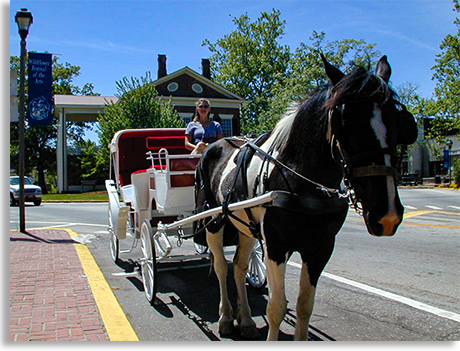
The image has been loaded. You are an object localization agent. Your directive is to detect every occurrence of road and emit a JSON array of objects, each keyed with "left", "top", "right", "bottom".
[{"left": 10, "top": 188, "right": 460, "bottom": 341}]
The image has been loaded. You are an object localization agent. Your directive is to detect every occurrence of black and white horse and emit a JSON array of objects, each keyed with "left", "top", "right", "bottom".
[{"left": 195, "top": 55, "right": 417, "bottom": 340}]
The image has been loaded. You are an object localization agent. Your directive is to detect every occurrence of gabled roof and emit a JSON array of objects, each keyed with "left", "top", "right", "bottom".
[{"left": 153, "top": 67, "right": 245, "bottom": 102}]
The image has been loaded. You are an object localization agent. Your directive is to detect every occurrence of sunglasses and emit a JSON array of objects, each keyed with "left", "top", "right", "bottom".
[{"left": 198, "top": 105, "right": 209, "bottom": 108}]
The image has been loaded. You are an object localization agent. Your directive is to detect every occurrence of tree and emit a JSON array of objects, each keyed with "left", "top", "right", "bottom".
[
  {"left": 77, "top": 140, "right": 102, "bottom": 179},
  {"left": 10, "top": 54, "right": 98, "bottom": 193},
  {"left": 96, "top": 72, "right": 184, "bottom": 172},
  {"left": 203, "top": 9, "right": 291, "bottom": 135},
  {"left": 203, "top": 10, "right": 382, "bottom": 135},
  {"left": 429, "top": 0, "right": 460, "bottom": 142},
  {"left": 260, "top": 31, "right": 381, "bottom": 132}
]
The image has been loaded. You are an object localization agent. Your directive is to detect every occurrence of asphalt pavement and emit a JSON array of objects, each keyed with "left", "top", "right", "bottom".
[{"left": 10, "top": 189, "right": 460, "bottom": 340}]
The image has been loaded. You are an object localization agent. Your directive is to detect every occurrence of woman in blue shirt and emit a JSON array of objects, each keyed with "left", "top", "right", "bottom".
[{"left": 185, "top": 98, "right": 223, "bottom": 154}]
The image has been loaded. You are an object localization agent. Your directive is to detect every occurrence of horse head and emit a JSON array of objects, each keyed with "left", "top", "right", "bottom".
[{"left": 323, "top": 55, "right": 417, "bottom": 236}]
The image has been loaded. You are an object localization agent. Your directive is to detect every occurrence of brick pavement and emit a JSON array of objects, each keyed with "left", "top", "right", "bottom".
[{"left": 10, "top": 229, "right": 109, "bottom": 341}]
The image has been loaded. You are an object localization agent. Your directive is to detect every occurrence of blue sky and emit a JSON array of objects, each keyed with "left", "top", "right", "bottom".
[{"left": 8, "top": 0, "right": 457, "bottom": 140}]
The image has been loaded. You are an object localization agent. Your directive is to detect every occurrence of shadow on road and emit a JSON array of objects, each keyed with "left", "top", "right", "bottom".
[{"left": 113, "top": 256, "right": 330, "bottom": 341}]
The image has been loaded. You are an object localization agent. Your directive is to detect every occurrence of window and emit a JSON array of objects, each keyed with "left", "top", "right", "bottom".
[
  {"left": 220, "top": 118, "right": 233, "bottom": 137},
  {"left": 192, "top": 83, "right": 203, "bottom": 94},
  {"left": 167, "top": 82, "right": 178, "bottom": 92},
  {"left": 178, "top": 113, "right": 193, "bottom": 126}
]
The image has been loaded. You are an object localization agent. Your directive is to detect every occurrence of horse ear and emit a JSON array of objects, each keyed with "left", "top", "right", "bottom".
[
  {"left": 321, "top": 53, "right": 344, "bottom": 86},
  {"left": 376, "top": 55, "right": 392, "bottom": 83}
]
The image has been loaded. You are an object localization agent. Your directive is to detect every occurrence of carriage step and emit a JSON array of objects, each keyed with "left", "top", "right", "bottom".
[{"left": 111, "top": 272, "right": 140, "bottom": 277}]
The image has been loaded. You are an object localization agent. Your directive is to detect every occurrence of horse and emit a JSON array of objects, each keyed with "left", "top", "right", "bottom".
[{"left": 195, "top": 55, "right": 417, "bottom": 341}]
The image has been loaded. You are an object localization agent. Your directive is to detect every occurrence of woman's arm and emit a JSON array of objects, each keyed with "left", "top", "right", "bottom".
[{"left": 184, "top": 134, "right": 196, "bottom": 151}]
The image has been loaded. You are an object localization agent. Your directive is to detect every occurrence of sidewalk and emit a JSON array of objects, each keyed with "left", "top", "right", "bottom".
[{"left": 10, "top": 229, "right": 109, "bottom": 341}]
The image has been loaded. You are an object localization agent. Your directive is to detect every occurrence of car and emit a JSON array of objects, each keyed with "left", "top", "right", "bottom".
[{"left": 10, "top": 176, "right": 42, "bottom": 206}]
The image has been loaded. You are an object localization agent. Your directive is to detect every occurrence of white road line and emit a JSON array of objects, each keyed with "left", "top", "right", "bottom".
[
  {"left": 287, "top": 261, "right": 460, "bottom": 324},
  {"left": 404, "top": 206, "right": 418, "bottom": 210},
  {"left": 425, "top": 205, "right": 442, "bottom": 210},
  {"left": 448, "top": 206, "right": 460, "bottom": 211},
  {"left": 10, "top": 221, "right": 107, "bottom": 228}
]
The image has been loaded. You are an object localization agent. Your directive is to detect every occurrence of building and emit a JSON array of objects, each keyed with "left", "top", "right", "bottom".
[
  {"left": 53, "top": 55, "right": 245, "bottom": 193},
  {"left": 154, "top": 54, "right": 245, "bottom": 136},
  {"left": 408, "top": 121, "right": 459, "bottom": 183}
]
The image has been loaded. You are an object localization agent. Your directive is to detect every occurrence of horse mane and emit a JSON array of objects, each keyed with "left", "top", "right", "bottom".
[
  {"left": 324, "top": 67, "right": 396, "bottom": 110},
  {"left": 264, "top": 101, "right": 301, "bottom": 154},
  {"left": 266, "top": 67, "right": 398, "bottom": 157}
]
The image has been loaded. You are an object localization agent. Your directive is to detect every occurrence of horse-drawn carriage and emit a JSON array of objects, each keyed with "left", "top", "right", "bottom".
[
  {"left": 106, "top": 128, "right": 267, "bottom": 304},
  {"left": 106, "top": 56, "right": 418, "bottom": 341}
]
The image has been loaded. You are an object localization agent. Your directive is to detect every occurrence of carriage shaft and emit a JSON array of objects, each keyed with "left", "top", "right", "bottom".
[{"left": 159, "top": 191, "right": 277, "bottom": 231}]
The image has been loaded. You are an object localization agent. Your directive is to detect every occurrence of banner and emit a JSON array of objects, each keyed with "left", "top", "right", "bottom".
[
  {"left": 28, "top": 52, "right": 53, "bottom": 126},
  {"left": 443, "top": 149, "right": 450, "bottom": 170}
]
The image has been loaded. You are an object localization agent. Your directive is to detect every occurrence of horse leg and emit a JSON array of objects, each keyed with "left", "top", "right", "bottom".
[
  {"left": 206, "top": 227, "right": 234, "bottom": 336},
  {"left": 265, "top": 258, "right": 287, "bottom": 341},
  {"left": 233, "top": 233, "right": 259, "bottom": 339},
  {"left": 294, "top": 262, "right": 316, "bottom": 341}
]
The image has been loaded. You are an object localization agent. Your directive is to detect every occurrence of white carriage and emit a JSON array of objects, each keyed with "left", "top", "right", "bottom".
[{"left": 106, "top": 128, "right": 268, "bottom": 304}]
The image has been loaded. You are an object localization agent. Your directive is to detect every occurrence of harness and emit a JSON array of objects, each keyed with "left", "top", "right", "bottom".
[
  {"left": 219, "top": 135, "right": 349, "bottom": 242},
  {"left": 193, "top": 103, "right": 400, "bottom": 249}
]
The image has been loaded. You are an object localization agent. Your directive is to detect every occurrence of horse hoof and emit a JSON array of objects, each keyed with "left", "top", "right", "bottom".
[
  {"left": 240, "top": 325, "right": 260, "bottom": 340},
  {"left": 219, "top": 321, "right": 235, "bottom": 336}
]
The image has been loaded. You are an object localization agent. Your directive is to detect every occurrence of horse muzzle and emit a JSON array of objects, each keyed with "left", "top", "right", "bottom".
[{"left": 363, "top": 208, "right": 402, "bottom": 237}]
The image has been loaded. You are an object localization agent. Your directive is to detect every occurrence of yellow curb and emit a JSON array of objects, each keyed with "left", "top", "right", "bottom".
[{"left": 61, "top": 228, "right": 139, "bottom": 341}]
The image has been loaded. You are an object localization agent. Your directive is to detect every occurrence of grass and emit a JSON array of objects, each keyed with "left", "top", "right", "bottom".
[{"left": 42, "top": 191, "right": 108, "bottom": 202}]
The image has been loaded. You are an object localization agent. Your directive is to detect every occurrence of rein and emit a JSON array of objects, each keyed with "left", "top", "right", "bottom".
[{"left": 224, "top": 137, "right": 355, "bottom": 210}]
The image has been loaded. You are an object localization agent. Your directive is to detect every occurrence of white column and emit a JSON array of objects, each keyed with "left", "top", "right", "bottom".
[{"left": 56, "top": 108, "right": 67, "bottom": 193}]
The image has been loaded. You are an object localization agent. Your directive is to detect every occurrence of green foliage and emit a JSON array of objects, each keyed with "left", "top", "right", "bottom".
[
  {"left": 96, "top": 72, "right": 184, "bottom": 171},
  {"left": 428, "top": 0, "right": 460, "bottom": 142},
  {"left": 453, "top": 158, "right": 460, "bottom": 186},
  {"left": 78, "top": 139, "right": 105, "bottom": 181},
  {"left": 203, "top": 9, "right": 291, "bottom": 135},
  {"left": 261, "top": 31, "right": 381, "bottom": 132},
  {"left": 203, "top": 10, "right": 381, "bottom": 135}
]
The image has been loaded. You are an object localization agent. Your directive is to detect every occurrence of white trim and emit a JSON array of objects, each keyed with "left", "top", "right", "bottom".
[
  {"left": 217, "top": 114, "right": 234, "bottom": 119},
  {"left": 163, "top": 96, "right": 244, "bottom": 108}
]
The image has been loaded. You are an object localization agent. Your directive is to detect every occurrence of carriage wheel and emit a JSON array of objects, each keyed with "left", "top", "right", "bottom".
[
  {"left": 246, "top": 241, "right": 267, "bottom": 289},
  {"left": 194, "top": 243, "right": 208, "bottom": 254},
  {"left": 108, "top": 210, "right": 120, "bottom": 264},
  {"left": 109, "top": 232, "right": 120, "bottom": 263},
  {"left": 140, "top": 219, "right": 157, "bottom": 305}
]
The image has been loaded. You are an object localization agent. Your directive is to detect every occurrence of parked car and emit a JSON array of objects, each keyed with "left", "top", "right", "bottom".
[
  {"left": 399, "top": 173, "right": 421, "bottom": 186},
  {"left": 10, "top": 176, "right": 42, "bottom": 206}
]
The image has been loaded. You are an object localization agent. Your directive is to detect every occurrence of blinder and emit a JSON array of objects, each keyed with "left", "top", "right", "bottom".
[
  {"left": 328, "top": 104, "right": 400, "bottom": 181},
  {"left": 352, "top": 165, "right": 398, "bottom": 178},
  {"left": 395, "top": 103, "right": 418, "bottom": 145}
]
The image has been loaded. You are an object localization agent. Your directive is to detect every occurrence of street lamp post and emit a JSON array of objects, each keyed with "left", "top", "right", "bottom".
[{"left": 15, "top": 8, "right": 33, "bottom": 233}]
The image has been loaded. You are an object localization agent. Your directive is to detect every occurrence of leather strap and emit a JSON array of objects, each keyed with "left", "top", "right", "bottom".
[{"left": 353, "top": 165, "right": 398, "bottom": 178}]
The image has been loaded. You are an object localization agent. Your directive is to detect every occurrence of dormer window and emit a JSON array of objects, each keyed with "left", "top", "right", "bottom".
[
  {"left": 167, "top": 82, "right": 179, "bottom": 92},
  {"left": 192, "top": 83, "right": 203, "bottom": 94}
]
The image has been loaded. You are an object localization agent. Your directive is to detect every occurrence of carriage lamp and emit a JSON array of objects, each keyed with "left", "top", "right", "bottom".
[{"left": 15, "top": 8, "right": 33, "bottom": 233}]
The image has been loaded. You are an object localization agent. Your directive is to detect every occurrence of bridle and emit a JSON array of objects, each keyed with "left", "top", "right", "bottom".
[
  {"left": 327, "top": 103, "right": 399, "bottom": 212},
  {"left": 219, "top": 99, "right": 400, "bottom": 220}
]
